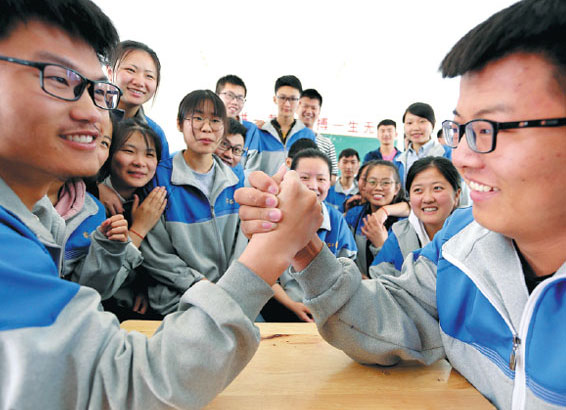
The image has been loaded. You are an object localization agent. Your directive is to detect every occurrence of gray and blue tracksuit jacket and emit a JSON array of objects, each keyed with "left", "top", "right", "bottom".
[
  {"left": 326, "top": 179, "right": 359, "bottom": 213},
  {"left": 0, "top": 176, "right": 272, "bottom": 409},
  {"left": 370, "top": 217, "right": 422, "bottom": 272},
  {"left": 141, "top": 152, "right": 248, "bottom": 315},
  {"left": 291, "top": 207, "right": 566, "bottom": 409},
  {"left": 243, "top": 119, "right": 316, "bottom": 177},
  {"left": 32, "top": 191, "right": 142, "bottom": 300}
]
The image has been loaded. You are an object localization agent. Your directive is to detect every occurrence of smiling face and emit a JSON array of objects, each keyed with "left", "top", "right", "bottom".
[
  {"left": 218, "top": 83, "right": 246, "bottom": 118},
  {"left": 404, "top": 112, "right": 433, "bottom": 151},
  {"left": 452, "top": 52, "right": 566, "bottom": 242},
  {"left": 295, "top": 156, "right": 331, "bottom": 202},
  {"left": 377, "top": 125, "right": 397, "bottom": 147},
  {"left": 110, "top": 130, "right": 157, "bottom": 198},
  {"left": 0, "top": 21, "right": 107, "bottom": 208},
  {"left": 274, "top": 86, "right": 300, "bottom": 120},
  {"left": 113, "top": 49, "right": 157, "bottom": 111},
  {"left": 298, "top": 96, "right": 321, "bottom": 129},
  {"left": 215, "top": 133, "right": 245, "bottom": 167},
  {"left": 363, "top": 165, "right": 400, "bottom": 212},
  {"left": 409, "top": 167, "right": 460, "bottom": 238}
]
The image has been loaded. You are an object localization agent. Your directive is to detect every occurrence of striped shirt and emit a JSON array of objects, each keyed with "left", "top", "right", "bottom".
[{"left": 315, "top": 133, "right": 338, "bottom": 176}]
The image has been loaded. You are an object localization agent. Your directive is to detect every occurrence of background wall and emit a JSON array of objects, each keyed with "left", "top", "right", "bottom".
[{"left": 94, "top": 0, "right": 517, "bottom": 159}]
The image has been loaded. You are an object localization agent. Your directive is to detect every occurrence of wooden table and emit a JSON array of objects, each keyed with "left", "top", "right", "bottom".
[{"left": 121, "top": 321, "right": 493, "bottom": 409}]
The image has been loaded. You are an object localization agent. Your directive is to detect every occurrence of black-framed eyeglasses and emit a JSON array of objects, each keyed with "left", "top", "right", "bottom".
[
  {"left": 184, "top": 115, "right": 224, "bottom": 131},
  {"left": 217, "top": 139, "right": 246, "bottom": 156},
  {"left": 276, "top": 95, "right": 299, "bottom": 103},
  {"left": 219, "top": 91, "right": 246, "bottom": 104},
  {"left": 0, "top": 55, "right": 122, "bottom": 110},
  {"left": 442, "top": 118, "right": 566, "bottom": 154}
]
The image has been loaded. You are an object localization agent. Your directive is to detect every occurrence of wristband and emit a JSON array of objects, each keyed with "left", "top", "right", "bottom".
[{"left": 130, "top": 228, "right": 145, "bottom": 240}]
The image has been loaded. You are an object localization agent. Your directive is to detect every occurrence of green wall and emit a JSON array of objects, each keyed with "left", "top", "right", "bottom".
[{"left": 322, "top": 133, "right": 379, "bottom": 162}]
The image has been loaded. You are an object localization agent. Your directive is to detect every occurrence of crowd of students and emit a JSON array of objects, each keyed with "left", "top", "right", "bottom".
[{"left": 1, "top": 0, "right": 565, "bottom": 408}]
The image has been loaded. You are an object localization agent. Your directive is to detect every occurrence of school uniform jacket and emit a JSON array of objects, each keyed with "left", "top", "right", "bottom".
[
  {"left": 141, "top": 152, "right": 248, "bottom": 315},
  {"left": 32, "top": 192, "right": 142, "bottom": 300},
  {"left": 394, "top": 140, "right": 451, "bottom": 186},
  {"left": 326, "top": 179, "right": 359, "bottom": 213},
  {"left": 0, "top": 176, "right": 272, "bottom": 410},
  {"left": 370, "top": 218, "right": 421, "bottom": 272},
  {"left": 290, "top": 207, "right": 566, "bottom": 409},
  {"left": 244, "top": 119, "right": 316, "bottom": 177}
]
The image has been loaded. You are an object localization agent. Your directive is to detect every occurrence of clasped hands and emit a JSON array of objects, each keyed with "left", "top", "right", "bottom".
[{"left": 235, "top": 166, "right": 324, "bottom": 285}]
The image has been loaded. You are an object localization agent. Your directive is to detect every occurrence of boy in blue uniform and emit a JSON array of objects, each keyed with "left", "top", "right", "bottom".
[
  {"left": 245, "top": 75, "right": 316, "bottom": 177},
  {"left": 236, "top": 0, "right": 566, "bottom": 407},
  {"left": 326, "top": 148, "right": 360, "bottom": 212}
]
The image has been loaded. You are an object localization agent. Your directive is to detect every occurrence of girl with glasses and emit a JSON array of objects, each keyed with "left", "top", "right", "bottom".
[
  {"left": 345, "top": 160, "right": 409, "bottom": 277},
  {"left": 370, "top": 157, "right": 461, "bottom": 274},
  {"left": 139, "top": 90, "right": 247, "bottom": 315}
]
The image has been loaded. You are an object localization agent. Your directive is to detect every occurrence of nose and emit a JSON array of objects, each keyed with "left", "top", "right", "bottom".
[
  {"left": 422, "top": 189, "right": 435, "bottom": 203},
  {"left": 306, "top": 178, "right": 318, "bottom": 192},
  {"left": 69, "top": 86, "right": 103, "bottom": 125},
  {"left": 452, "top": 130, "right": 481, "bottom": 170},
  {"left": 201, "top": 119, "right": 213, "bottom": 132}
]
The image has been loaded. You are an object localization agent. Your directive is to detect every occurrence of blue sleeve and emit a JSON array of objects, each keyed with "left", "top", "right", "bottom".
[
  {"left": 145, "top": 116, "right": 170, "bottom": 161},
  {"left": 371, "top": 230, "right": 404, "bottom": 270}
]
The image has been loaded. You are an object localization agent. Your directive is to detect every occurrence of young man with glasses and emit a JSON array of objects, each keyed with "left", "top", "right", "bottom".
[
  {"left": 235, "top": 0, "right": 566, "bottom": 407},
  {"left": 246, "top": 75, "right": 316, "bottom": 177},
  {"left": 0, "top": 2, "right": 322, "bottom": 409},
  {"left": 215, "top": 74, "right": 260, "bottom": 170},
  {"left": 215, "top": 117, "right": 247, "bottom": 168}
]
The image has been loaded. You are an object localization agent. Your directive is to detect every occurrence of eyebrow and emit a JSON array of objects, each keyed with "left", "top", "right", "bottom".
[
  {"left": 123, "top": 63, "right": 156, "bottom": 75},
  {"left": 453, "top": 104, "right": 512, "bottom": 119},
  {"left": 35, "top": 51, "right": 107, "bottom": 81}
]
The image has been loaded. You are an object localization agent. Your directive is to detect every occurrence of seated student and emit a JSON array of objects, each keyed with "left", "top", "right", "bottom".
[
  {"left": 215, "top": 74, "right": 260, "bottom": 167},
  {"left": 262, "top": 148, "right": 357, "bottom": 322},
  {"left": 0, "top": 2, "right": 322, "bottom": 408},
  {"left": 141, "top": 90, "right": 249, "bottom": 315},
  {"left": 343, "top": 159, "right": 371, "bottom": 213},
  {"left": 344, "top": 160, "right": 409, "bottom": 277},
  {"left": 98, "top": 118, "right": 167, "bottom": 321},
  {"left": 363, "top": 119, "right": 401, "bottom": 164},
  {"left": 370, "top": 156, "right": 461, "bottom": 272},
  {"left": 246, "top": 75, "right": 316, "bottom": 177},
  {"left": 326, "top": 148, "right": 360, "bottom": 212},
  {"left": 235, "top": 0, "right": 566, "bottom": 407},
  {"left": 215, "top": 117, "right": 247, "bottom": 168},
  {"left": 33, "top": 115, "right": 142, "bottom": 300},
  {"left": 297, "top": 88, "right": 339, "bottom": 184},
  {"left": 394, "top": 102, "right": 451, "bottom": 185}
]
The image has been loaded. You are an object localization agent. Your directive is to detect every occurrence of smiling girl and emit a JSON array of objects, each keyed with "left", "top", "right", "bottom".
[
  {"left": 370, "top": 157, "right": 461, "bottom": 273},
  {"left": 140, "top": 90, "right": 247, "bottom": 315}
]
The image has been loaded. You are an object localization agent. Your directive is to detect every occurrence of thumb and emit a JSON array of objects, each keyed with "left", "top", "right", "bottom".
[
  {"left": 132, "top": 194, "right": 140, "bottom": 213},
  {"left": 272, "top": 163, "right": 288, "bottom": 185}
]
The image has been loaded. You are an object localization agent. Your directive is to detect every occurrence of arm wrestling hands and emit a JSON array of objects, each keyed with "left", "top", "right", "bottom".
[{"left": 236, "top": 166, "right": 324, "bottom": 284}]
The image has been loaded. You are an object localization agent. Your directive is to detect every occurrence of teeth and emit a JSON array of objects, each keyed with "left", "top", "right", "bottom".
[
  {"left": 423, "top": 207, "right": 438, "bottom": 212},
  {"left": 66, "top": 135, "right": 93, "bottom": 143},
  {"left": 469, "top": 180, "right": 498, "bottom": 192}
]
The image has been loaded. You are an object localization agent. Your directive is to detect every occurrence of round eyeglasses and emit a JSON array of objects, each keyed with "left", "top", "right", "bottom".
[
  {"left": 217, "top": 139, "right": 246, "bottom": 156},
  {"left": 185, "top": 115, "right": 224, "bottom": 131},
  {"left": 0, "top": 55, "right": 122, "bottom": 110}
]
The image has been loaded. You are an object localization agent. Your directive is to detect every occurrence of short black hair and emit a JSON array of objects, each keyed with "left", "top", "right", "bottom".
[
  {"left": 300, "top": 88, "right": 323, "bottom": 106},
  {"left": 216, "top": 74, "right": 247, "bottom": 97},
  {"left": 287, "top": 138, "right": 318, "bottom": 159},
  {"left": 177, "top": 90, "right": 228, "bottom": 134},
  {"left": 0, "top": 0, "right": 118, "bottom": 62},
  {"left": 290, "top": 148, "right": 332, "bottom": 177},
  {"left": 440, "top": 0, "right": 566, "bottom": 92},
  {"left": 110, "top": 40, "right": 161, "bottom": 94},
  {"left": 338, "top": 148, "right": 360, "bottom": 161},
  {"left": 377, "top": 119, "right": 396, "bottom": 129},
  {"left": 275, "top": 75, "right": 302, "bottom": 94},
  {"left": 405, "top": 156, "right": 461, "bottom": 194},
  {"left": 227, "top": 118, "right": 247, "bottom": 143}
]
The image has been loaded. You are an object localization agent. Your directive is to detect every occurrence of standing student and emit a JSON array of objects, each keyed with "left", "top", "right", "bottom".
[
  {"left": 236, "top": 0, "right": 566, "bottom": 407},
  {"left": 363, "top": 119, "right": 401, "bottom": 164},
  {"left": 298, "top": 88, "right": 339, "bottom": 184},
  {"left": 262, "top": 148, "right": 357, "bottom": 322},
  {"left": 344, "top": 160, "right": 408, "bottom": 276},
  {"left": 394, "top": 102, "right": 451, "bottom": 185},
  {"left": 108, "top": 40, "right": 169, "bottom": 161},
  {"left": 246, "top": 75, "right": 316, "bottom": 177},
  {"left": 215, "top": 74, "right": 261, "bottom": 169},
  {"left": 370, "top": 156, "right": 461, "bottom": 272},
  {"left": 326, "top": 148, "right": 360, "bottom": 212},
  {"left": 0, "top": 1, "right": 322, "bottom": 408},
  {"left": 140, "top": 90, "right": 249, "bottom": 315}
]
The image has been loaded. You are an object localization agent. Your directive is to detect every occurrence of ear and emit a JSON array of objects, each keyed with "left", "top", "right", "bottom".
[
  {"left": 285, "top": 157, "right": 292, "bottom": 168},
  {"left": 106, "top": 65, "right": 113, "bottom": 81},
  {"left": 453, "top": 188, "right": 462, "bottom": 209},
  {"left": 273, "top": 95, "right": 277, "bottom": 105},
  {"left": 177, "top": 120, "right": 183, "bottom": 132}
]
